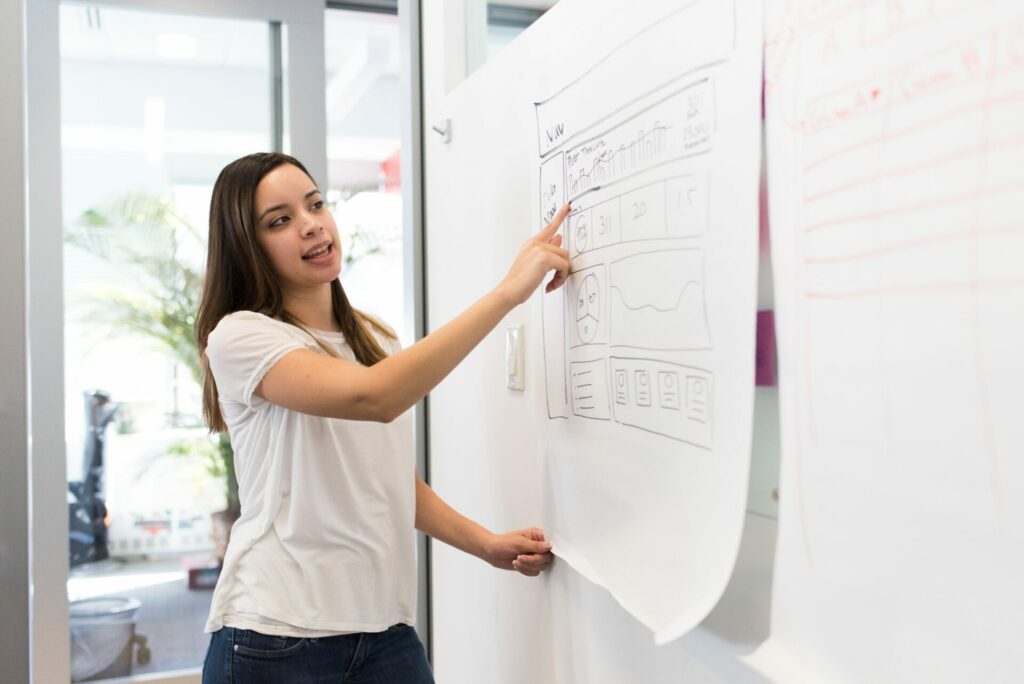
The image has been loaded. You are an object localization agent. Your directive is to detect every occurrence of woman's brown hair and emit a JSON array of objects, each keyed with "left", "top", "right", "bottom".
[{"left": 196, "top": 152, "right": 395, "bottom": 432}]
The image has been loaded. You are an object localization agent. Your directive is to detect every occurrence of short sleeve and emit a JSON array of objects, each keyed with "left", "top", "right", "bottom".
[{"left": 206, "top": 311, "right": 307, "bottom": 410}]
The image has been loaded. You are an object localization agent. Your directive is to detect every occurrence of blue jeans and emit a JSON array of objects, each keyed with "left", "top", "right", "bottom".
[{"left": 202, "top": 624, "right": 434, "bottom": 684}]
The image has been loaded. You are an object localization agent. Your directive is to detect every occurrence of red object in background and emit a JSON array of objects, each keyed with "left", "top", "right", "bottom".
[
  {"left": 381, "top": 149, "right": 401, "bottom": 192},
  {"left": 182, "top": 554, "right": 222, "bottom": 590},
  {"left": 756, "top": 310, "right": 777, "bottom": 387}
]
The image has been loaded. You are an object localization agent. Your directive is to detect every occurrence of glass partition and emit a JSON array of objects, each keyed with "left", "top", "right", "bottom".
[
  {"left": 324, "top": 7, "right": 407, "bottom": 344},
  {"left": 60, "top": 4, "right": 273, "bottom": 679},
  {"left": 466, "top": 1, "right": 555, "bottom": 75}
]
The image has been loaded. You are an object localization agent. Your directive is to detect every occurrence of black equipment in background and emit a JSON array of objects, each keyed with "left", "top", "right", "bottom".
[{"left": 69, "top": 390, "right": 118, "bottom": 567}]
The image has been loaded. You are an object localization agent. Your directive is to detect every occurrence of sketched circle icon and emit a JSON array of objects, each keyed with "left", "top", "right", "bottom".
[
  {"left": 573, "top": 215, "right": 589, "bottom": 254},
  {"left": 575, "top": 273, "right": 600, "bottom": 343}
]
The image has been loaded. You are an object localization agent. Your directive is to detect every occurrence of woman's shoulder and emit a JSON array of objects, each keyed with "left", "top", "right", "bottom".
[
  {"left": 212, "top": 310, "right": 282, "bottom": 334},
  {"left": 208, "top": 311, "right": 309, "bottom": 349},
  {"left": 217, "top": 309, "right": 279, "bottom": 326}
]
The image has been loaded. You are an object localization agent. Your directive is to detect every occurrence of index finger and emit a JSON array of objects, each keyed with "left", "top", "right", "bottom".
[{"left": 535, "top": 203, "right": 571, "bottom": 241}]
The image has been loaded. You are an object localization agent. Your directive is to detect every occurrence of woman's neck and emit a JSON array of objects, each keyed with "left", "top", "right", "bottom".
[{"left": 282, "top": 283, "right": 339, "bottom": 332}]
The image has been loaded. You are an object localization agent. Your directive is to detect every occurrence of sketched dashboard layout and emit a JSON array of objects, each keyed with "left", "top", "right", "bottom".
[{"left": 537, "top": 0, "right": 737, "bottom": 449}]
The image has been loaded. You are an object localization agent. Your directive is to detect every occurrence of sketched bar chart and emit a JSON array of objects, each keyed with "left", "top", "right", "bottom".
[{"left": 563, "top": 78, "right": 714, "bottom": 200}]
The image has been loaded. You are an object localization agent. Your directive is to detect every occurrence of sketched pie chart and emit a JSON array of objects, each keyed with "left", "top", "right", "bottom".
[{"left": 575, "top": 273, "right": 600, "bottom": 343}]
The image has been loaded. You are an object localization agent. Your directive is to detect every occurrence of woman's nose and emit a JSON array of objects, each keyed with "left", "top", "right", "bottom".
[{"left": 300, "top": 216, "right": 321, "bottom": 236}]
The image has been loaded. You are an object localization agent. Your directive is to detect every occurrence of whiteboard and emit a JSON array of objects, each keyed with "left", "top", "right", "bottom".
[
  {"left": 765, "top": 0, "right": 1024, "bottom": 681},
  {"left": 531, "top": 0, "right": 763, "bottom": 643}
]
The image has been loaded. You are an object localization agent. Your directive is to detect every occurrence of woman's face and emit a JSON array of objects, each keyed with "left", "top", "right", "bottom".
[{"left": 253, "top": 163, "right": 342, "bottom": 293}]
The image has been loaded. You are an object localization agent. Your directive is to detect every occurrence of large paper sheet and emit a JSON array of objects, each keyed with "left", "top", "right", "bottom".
[
  {"left": 765, "top": 1, "right": 1024, "bottom": 680},
  {"left": 533, "top": 0, "right": 763, "bottom": 644}
]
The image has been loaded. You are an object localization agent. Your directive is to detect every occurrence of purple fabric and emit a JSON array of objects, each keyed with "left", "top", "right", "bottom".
[{"left": 756, "top": 310, "right": 777, "bottom": 387}]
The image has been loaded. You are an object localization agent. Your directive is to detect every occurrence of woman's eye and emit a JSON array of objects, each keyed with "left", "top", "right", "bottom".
[
  {"left": 269, "top": 215, "right": 289, "bottom": 228},
  {"left": 311, "top": 200, "right": 324, "bottom": 210}
]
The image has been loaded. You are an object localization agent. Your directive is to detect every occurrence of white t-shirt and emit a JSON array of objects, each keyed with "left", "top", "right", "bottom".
[{"left": 203, "top": 310, "right": 416, "bottom": 637}]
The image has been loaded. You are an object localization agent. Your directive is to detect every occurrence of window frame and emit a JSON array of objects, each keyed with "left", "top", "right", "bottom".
[
  {"left": 26, "top": 1, "right": 329, "bottom": 681},
  {"left": 20, "top": 0, "right": 429, "bottom": 679}
]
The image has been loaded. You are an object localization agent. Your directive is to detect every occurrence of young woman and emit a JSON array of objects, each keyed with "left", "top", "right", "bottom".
[{"left": 196, "top": 152, "right": 570, "bottom": 683}]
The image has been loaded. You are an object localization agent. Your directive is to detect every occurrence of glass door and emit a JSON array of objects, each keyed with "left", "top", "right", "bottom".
[{"left": 59, "top": 5, "right": 273, "bottom": 681}]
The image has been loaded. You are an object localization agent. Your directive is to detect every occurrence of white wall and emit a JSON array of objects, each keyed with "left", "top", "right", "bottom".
[{"left": 422, "top": 2, "right": 781, "bottom": 681}]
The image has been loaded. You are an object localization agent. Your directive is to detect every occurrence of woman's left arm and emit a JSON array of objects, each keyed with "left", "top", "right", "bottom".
[{"left": 414, "top": 476, "right": 554, "bottom": 577}]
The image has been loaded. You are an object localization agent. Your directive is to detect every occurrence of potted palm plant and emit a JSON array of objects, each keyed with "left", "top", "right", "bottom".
[{"left": 68, "top": 193, "right": 240, "bottom": 559}]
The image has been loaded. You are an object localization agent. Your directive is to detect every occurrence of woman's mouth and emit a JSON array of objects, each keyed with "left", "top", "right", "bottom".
[{"left": 302, "top": 242, "right": 333, "bottom": 262}]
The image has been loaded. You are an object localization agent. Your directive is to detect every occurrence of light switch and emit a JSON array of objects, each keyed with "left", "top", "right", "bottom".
[{"left": 506, "top": 324, "right": 524, "bottom": 391}]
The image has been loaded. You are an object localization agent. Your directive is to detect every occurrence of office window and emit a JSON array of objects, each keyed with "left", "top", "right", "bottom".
[
  {"left": 487, "top": 2, "right": 554, "bottom": 61},
  {"left": 60, "top": 4, "right": 273, "bottom": 678},
  {"left": 324, "top": 7, "right": 407, "bottom": 343}
]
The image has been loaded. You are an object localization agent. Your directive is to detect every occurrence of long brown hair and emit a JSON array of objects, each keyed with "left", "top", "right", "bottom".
[{"left": 196, "top": 152, "right": 395, "bottom": 432}]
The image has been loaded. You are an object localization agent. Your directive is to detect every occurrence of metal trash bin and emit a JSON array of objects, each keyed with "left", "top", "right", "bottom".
[{"left": 69, "top": 597, "right": 149, "bottom": 682}]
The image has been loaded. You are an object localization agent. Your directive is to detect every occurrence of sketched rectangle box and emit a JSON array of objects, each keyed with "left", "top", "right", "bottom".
[
  {"left": 610, "top": 356, "right": 713, "bottom": 448},
  {"left": 569, "top": 358, "right": 611, "bottom": 420},
  {"left": 609, "top": 248, "right": 712, "bottom": 352}
]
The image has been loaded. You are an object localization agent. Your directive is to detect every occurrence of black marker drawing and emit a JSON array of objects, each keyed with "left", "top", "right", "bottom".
[
  {"left": 537, "top": 0, "right": 733, "bottom": 449},
  {"left": 566, "top": 172, "right": 709, "bottom": 260},
  {"left": 533, "top": 0, "right": 736, "bottom": 158},
  {"left": 570, "top": 359, "right": 612, "bottom": 421},
  {"left": 562, "top": 79, "right": 714, "bottom": 202},
  {"left": 567, "top": 264, "right": 607, "bottom": 348},
  {"left": 608, "top": 249, "right": 711, "bottom": 352},
  {"left": 610, "top": 357, "right": 713, "bottom": 448}
]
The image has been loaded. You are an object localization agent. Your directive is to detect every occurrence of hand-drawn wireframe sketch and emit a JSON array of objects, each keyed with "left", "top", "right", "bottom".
[
  {"left": 568, "top": 265, "right": 607, "bottom": 347},
  {"left": 568, "top": 210, "right": 592, "bottom": 256},
  {"left": 539, "top": 72, "right": 717, "bottom": 436},
  {"left": 666, "top": 174, "right": 708, "bottom": 238},
  {"left": 609, "top": 249, "right": 711, "bottom": 351},
  {"left": 540, "top": 152, "right": 566, "bottom": 227},
  {"left": 570, "top": 358, "right": 611, "bottom": 420},
  {"left": 533, "top": 0, "right": 734, "bottom": 159},
  {"left": 530, "top": 0, "right": 760, "bottom": 647},
  {"left": 575, "top": 273, "right": 601, "bottom": 343},
  {"left": 610, "top": 357, "right": 712, "bottom": 447},
  {"left": 562, "top": 78, "right": 714, "bottom": 200}
]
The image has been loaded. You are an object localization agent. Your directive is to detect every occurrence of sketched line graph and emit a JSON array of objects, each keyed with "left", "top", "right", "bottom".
[
  {"left": 614, "top": 278, "right": 702, "bottom": 313},
  {"left": 609, "top": 249, "right": 712, "bottom": 351}
]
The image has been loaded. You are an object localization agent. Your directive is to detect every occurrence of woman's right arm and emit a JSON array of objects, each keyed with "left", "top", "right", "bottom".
[{"left": 255, "top": 205, "right": 571, "bottom": 422}]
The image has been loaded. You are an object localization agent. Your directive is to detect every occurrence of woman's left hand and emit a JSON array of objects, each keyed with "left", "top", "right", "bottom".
[{"left": 483, "top": 527, "right": 554, "bottom": 577}]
